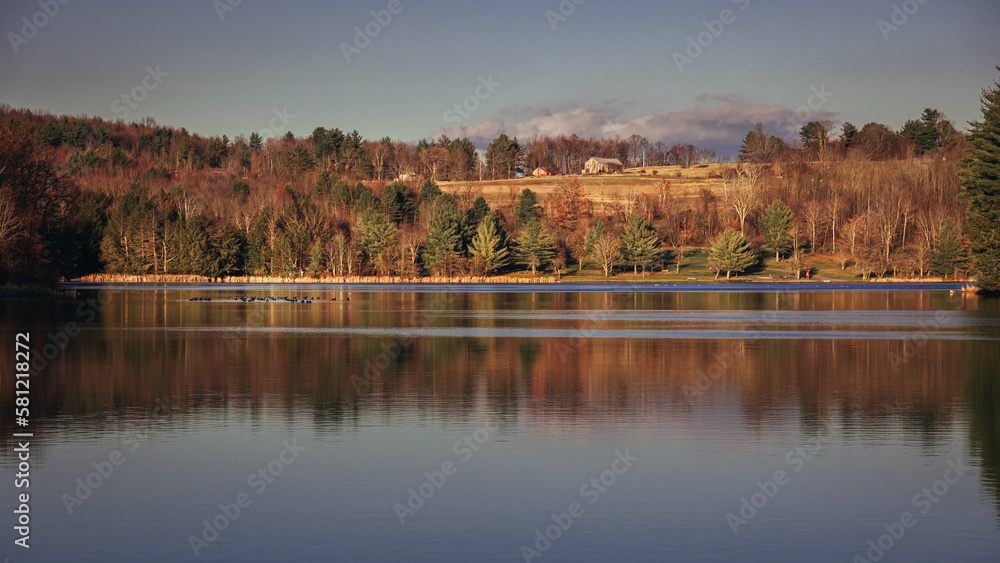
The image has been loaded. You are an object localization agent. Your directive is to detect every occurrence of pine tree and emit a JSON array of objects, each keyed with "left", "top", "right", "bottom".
[
  {"left": 101, "top": 193, "right": 158, "bottom": 274},
  {"left": 841, "top": 122, "right": 858, "bottom": 148},
  {"left": 584, "top": 222, "right": 605, "bottom": 265},
  {"left": 381, "top": 181, "right": 415, "bottom": 225},
  {"left": 308, "top": 240, "right": 325, "bottom": 277},
  {"left": 469, "top": 212, "right": 510, "bottom": 274},
  {"left": 424, "top": 194, "right": 464, "bottom": 274},
  {"left": 167, "top": 217, "right": 209, "bottom": 275},
  {"left": 739, "top": 123, "right": 785, "bottom": 164},
  {"left": 931, "top": 218, "right": 967, "bottom": 278},
  {"left": 515, "top": 221, "right": 554, "bottom": 275},
  {"left": 514, "top": 188, "right": 542, "bottom": 224},
  {"left": 959, "top": 66, "right": 1000, "bottom": 292},
  {"left": 709, "top": 227, "right": 758, "bottom": 279},
  {"left": 246, "top": 212, "right": 273, "bottom": 275},
  {"left": 356, "top": 207, "right": 397, "bottom": 267},
  {"left": 207, "top": 227, "right": 244, "bottom": 279},
  {"left": 620, "top": 215, "right": 661, "bottom": 274},
  {"left": 419, "top": 179, "right": 443, "bottom": 204},
  {"left": 759, "top": 200, "right": 794, "bottom": 261},
  {"left": 463, "top": 196, "right": 491, "bottom": 247},
  {"left": 249, "top": 133, "right": 263, "bottom": 153}
]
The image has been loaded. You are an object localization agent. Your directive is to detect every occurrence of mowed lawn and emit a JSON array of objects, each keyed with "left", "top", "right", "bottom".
[{"left": 507, "top": 248, "right": 866, "bottom": 283}]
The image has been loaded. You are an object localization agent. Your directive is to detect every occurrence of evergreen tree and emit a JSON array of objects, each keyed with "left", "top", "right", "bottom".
[
  {"left": 620, "top": 215, "right": 661, "bottom": 274},
  {"left": 484, "top": 133, "right": 524, "bottom": 179},
  {"left": 583, "top": 221, "right": 605, "bottom": 265},
  {"left": 232, "top": 179, "right": 250, "bottom": 198},
  {"left": 709, "top": 227, "right": 758, "bottom": 279},
  {"left": 900, "top": 108, "right": 956, "bottom": 154},
  {"left": 469, "top": 212, "right": 511, "bottom": 274},
  {"left": 246, "top": 212, "right": 274, "bottom": 275},
  {"left": 381, "top": 180, "right": 415, "bottom": 225},
  {"left": 930, "top": 218, "right": 967, "bottom": 278},
  {"left": 424, "top": 194, "right": 464, "bottom": 273},
  {"left": 77, "top": 192, "right": 113, "bottom": 275},
  {"left": 248, "top": 133, "right": 263, "bottom": 153},
  {"left": 174, "top": 218, "right": 210, "bottom": 275},
  {"left": 759, "top": 200, "right": 795, "bottom": 261},
  {"left": 314, "top": 170, "right": 335, "bottom": 197},
  {"left": 206, "top": 226, "right": 244, "bottom": 279},
  {"left": 39, "top": 121, "right": 63, "bottom": 147},
  {"left": 799, "top": 121, "right": 828, "bottom": 151},
  {"left": 463, "top": 196, "right": 491, "bottom": 247},
  {"left": 515, "top": 220, "right": 554, "bottom": 275},
  {"left": 900, "top": 118, "right": 937, "bottom": 155},
  {"left": 308, "top": 240, "right": 325, "bottom": 277},
  {"left": 514, "top": 188, "right": 542, "bottom": 224},
  {"left": 739, "top": 123, "right": 785, "bottom": 164},
  {"left": 419, "top": 179, "right": 443, "bottom": 204},
  {"left": 101, "top": 193, "right": 158, "bottom": 274},
  {"left": 841, "top": 122, "right": 858, "bottom": 149},
  {"left": 330, "top": 178, "right": 352, "bottom": 206},
  {"left": 352, "top": 183, "right": 378, "bottom": 212},
  {"left": 356, "top": 207, "right": 397, "bottom": 266},
  {"left": 959, "top": 66, "right": 1000, "bottom": 292}
]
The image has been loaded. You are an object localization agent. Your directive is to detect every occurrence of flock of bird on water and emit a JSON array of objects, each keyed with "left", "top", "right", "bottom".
[{"left": 187, "top": 295, "right": 349, "bottom": 304}]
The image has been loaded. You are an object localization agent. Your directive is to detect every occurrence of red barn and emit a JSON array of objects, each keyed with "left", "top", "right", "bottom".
[{"left": 532, "top": 167, "right": 560, "bottom": 177}]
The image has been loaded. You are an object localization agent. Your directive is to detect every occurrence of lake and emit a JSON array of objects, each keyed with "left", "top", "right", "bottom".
[{"left": 2, "top": 284, "right": 999, "bottom": 562}]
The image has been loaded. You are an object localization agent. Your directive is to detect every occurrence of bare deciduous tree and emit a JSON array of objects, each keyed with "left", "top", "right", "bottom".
[
  {"left": 592, "top": 233, "right": 622, "bottom": 277},
  {"left": 803, "top": 201, "right": 824, "bottom": 252}
]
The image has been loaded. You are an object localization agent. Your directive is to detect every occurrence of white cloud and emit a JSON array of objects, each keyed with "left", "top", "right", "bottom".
[{"left": 430, "top": 96, "right": 839, "bottom": 151}]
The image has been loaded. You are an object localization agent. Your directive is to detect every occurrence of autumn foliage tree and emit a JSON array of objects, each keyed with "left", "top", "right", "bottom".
[
  {"left": 0, "top": 129, "right": 80, "bottom": 283},
  {"left": 0, "top": 97, "right": 982, "bottom": 285},
  {"left": 550, "top": 177, "right": 590, "bottom": 230}
]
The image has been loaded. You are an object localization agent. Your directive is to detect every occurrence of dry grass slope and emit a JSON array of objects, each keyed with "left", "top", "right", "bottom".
[{"left": 439, "top": 164, "right": 734, "bottom": 208}]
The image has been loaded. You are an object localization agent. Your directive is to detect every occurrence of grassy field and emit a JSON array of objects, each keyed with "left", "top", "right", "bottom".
[
  {"left": 439, "top": 163, "right": 733, "bottom": 208},
  {"left": 537, "top": 249, "right": 877, "bottom": 284}
]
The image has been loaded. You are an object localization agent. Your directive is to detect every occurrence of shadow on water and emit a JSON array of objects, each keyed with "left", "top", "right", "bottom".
[
  {"left": 967, "top": 341, "right": 1000, "bottom": 521},
  {"left": 1, "top": 288, "right": 998, "bottom": 529}
]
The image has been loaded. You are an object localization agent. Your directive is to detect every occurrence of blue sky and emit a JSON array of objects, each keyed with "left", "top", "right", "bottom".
[{"left": 1, "top": 0, "right": 998, "bottom": 153}]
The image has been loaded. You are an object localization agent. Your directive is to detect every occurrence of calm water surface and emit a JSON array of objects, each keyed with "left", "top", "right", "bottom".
[{"left": 2, "top": 284, "right": 998, "bottom": 562}]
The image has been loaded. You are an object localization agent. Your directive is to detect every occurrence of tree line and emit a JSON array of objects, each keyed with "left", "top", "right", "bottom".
[{"left": 1, "top": 68, "right": 998, "bottom": 290}]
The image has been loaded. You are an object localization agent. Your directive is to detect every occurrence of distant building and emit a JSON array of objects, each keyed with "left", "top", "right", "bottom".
[
  {"left": 396, "top": 172, "right": 423, "bottom": 182},
  {"left": 532, "top": 167, "right": 560, "bottom": 177},
  {"left": 583, "top": 157, "right": 624, "bottom": 175}
]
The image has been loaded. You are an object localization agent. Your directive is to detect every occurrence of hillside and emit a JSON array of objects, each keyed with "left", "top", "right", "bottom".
[{"left": 0, "top": 106, "right": 975, "bottom": 286}]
